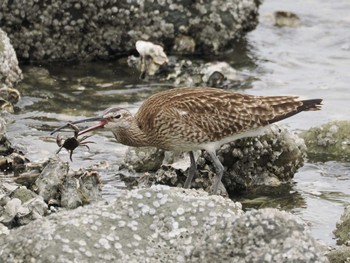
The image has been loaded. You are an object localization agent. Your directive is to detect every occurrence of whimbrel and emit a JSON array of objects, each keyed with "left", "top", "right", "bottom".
[{"left": 51, "top": 87, "right": 322, "bottom": 194}]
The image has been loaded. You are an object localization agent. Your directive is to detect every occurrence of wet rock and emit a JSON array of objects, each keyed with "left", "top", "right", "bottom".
[
  {"left": 300, "top": 120, "right": 350, "bottom": 162},
  {"left": 134, "top": 40, "right": 169, "bottom": 79},
  {"left": 0, "top": 186, "right": 327, "bottom": 262},
  {"left": 154, "top": 125, "right": 306, "bottom": 193},
  {"left": 173, "top": 35, "right": 196, "bottom": 54},
  {"left": 34, "top": 157, "right": 69, "bottom": 203},
  {"left": 166, "top": 59, "right": 245, "bottom": 88},
  {"left": 0, "top": 0, "right": 261, "bottom": 61},
  {"left": 0, "top": 118, "right": 13, "bottom": 157},
  {"left": 334, "top": 205, "right": 350, "bottom": 245},
  {"left": 0, "top": 87, "right": 21, "bottom": 104},
  {"left": 123, "top": 146, "right": 164, "bottom": 172},
  {"left": 201, "top": 62, "right": 239, "bottom": 84},
  {"left": 0, "top": 98, "right": 13, "bottom": 113},
  {"left": 327, "top": 246, "right": 350, "bottom": 263},
  {"left": 34, "top": 157, "right": 102, "bottom": 208},
  {"left": 273, "top": 11, "right": 301, "bottom": 28},
  {"left": 0, "top": 28, "right": 23, "bottom": 88}
]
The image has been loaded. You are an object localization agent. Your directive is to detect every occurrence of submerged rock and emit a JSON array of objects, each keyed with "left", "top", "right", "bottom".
[
  {"left": 300, "top": 120, "right": 350, "bottom": 162},
  {"left": 273, "top": 11, "right": 301, "bottom": 28},
  {"left": 1, "top": 0, "right": 261, "bottom": 61},
  {"left": 0, "top": 186, "right": 327, "bottom": 262}
]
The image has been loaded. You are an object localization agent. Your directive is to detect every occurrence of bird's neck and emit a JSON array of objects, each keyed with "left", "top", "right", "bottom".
[{"left": 112, "top": 122, "right": 149, "bottom": 147}]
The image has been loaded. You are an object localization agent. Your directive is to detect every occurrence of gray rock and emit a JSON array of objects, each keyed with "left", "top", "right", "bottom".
[
  {"left": 34, "top": 157, "right": 102, "bottom": 208},
  {"left": 0, "top": 198, "right": 21, "bottom": 225},
  {"left": 11, "top": 186, "right": 37, "bottom": 203},
  {"left": 334, "top": 205, "right": 350, "bottom": 245},
  {"left": 0, "top": 223, "right": 9, "bottom": 236},
  {"left": 0, "top": 0, "right": 261, "bottom": 61},
  {"left": 35, "top": 157, "right": 69, "bottom": 203},
  {"left": 0, "top": 186, "right": 326, "bottom": 262},
  {"left": 190, "top": 208, "right": 328, "bottom": 263},
  {"left": 0, "top": 183, "right": 48, "bottom": 227},
  {"left": 16, "top": 196, "right": 48, "bottom": 226},
  {"left": 123, "top": 146, "right": 164, "bottom": 172},
  {"left": 0, "top": 28, "right": 22, "bottom": 88},
  {"left": 300, "top": 120, "right": 350, "bottom": 162}
]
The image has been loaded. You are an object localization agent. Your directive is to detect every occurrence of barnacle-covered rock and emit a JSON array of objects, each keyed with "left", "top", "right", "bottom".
[
  {"left": 34, "top": 157, "right": 102, "bottom": 208},
  {"left": 300, "top": 120, "right": 350, "bottom": 162},
  {"left": 0, "top": 186, "right": 327, "bottom": 262},
  {"left": 0, "top": 0, "right": 261, "bottom": 61},
  {"left": 0, "top": 28, "right": 22, "bottom": 88}
]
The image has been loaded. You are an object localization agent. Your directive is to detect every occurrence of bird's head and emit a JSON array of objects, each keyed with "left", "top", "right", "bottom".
[
  {"left": 78, "top": 107, "right": 133, "bottom": 136},
  {"left": 50, "top": 107, "right": 134, "bottom": 136}
]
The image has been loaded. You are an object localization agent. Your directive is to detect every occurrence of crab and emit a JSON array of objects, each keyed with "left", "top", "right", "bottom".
[{"left": 56, "top": 123, "right": 95, "bottom": 161}]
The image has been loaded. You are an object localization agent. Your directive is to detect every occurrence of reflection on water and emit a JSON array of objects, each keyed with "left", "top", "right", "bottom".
[{"left": 5, "top": 0, "right": 350, "bottom": 245}]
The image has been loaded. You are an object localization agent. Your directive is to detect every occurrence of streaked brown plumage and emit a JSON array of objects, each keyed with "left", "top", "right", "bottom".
[{"left": 51, "top": 87, "right": 322, "bottom": 194}]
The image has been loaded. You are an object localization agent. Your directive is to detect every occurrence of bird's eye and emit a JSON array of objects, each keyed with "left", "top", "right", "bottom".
[{"left": 114, "top": 114, "right": 121, "bottom": 119}]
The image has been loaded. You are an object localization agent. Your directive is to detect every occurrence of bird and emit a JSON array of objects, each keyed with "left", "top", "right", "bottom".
[{"left": 51, "top": 87, "right": 322, "bottom": 195}]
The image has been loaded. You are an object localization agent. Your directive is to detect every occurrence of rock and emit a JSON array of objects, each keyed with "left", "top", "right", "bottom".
[
  {"left": 300, "top": 120, "right": 350, "bottom": 162},
  {"left": 172, "top": 35, "right": 196, "bottom": 54},
  {"left": 0, "top": 118, "right": 13, "bottom": 157},
  {"left": 134, "top": 40, "right": 169, "bottom": 79},
  {"left": 0, "top": 28, "right": 22, "bottom": 88},
  {"left": 0, "top": 0, "right": 261, "bottom": 61},
  {"left": 327, "top": 246, "right": 350, "bottom": 263},
  {"left": 0, "top": 186, "right": 326, "bottom": 262},
  {"left": 61, "top": 170, "right": 102, "bottom": 209},
  {"left": 0, "top": 223, "right": 9, "bottom": 236},
  {"left": 334, "top": 205, "right": 350, "bottom": 245},
  {"left": 201, "top": 62, "right": 239, "bottom": 85},
  {"left": 123, "top": 146, "right": 164, "bottom": 172},
  {"left": 153, "top": 125, "right": 306, "bottom": 193},
  {"left": 165, "top": 59, "right": 245, "bottom": 88},
  {"left": 0, "top": 87, "right": 21, "bottom": 104},
  {"left": 0, "top": 198, "right": 22, "bottom": 225},
  {"left": 34, "top": 157, "right": 69, "bottom": 203},
  {"left": 190, "top": 208, "right": 328, "bottom": 262},
  {"left": 11, "top": 186, "right": 37, "bottom": 203},
  {"left": 34, "top": 157, "right": 102, "bottom": 208},
  {"left": 273, "top": 11, "right": 301, "bottom": 28},
  {"left": 0, "top": 182, "right": 48, "bottom": 227}
]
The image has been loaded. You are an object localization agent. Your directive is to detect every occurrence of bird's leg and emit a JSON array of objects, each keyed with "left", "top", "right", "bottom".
[
  {"left": 184, "top": 151, "right": 196, "bottom": 188},
  {"left": 208, "top": 151, "right": 228, "bottom": 196}
]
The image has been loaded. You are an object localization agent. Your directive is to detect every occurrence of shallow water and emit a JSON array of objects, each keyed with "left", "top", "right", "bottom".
[{"left": 6, "top": 0, "right": 350, "bottom": 245}]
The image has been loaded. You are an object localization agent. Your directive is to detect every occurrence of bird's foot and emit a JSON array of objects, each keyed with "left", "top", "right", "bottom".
[{"left": 211, "top": 179, "right": 228, "bottom": 197}]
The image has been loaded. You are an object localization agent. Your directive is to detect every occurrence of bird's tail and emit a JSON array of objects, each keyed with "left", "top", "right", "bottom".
[{"left": 299, "top": 99, "right": 323, "bottom": 111}]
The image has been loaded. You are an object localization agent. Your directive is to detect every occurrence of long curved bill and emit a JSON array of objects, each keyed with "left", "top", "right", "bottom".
[{"left": 50, "top": 116, "right": 107, "bottom": 135}]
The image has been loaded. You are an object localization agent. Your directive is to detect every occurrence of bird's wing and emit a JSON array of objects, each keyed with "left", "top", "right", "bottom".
[{"left": 135, "top": 87, "right": 319, "bottom": 145}]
